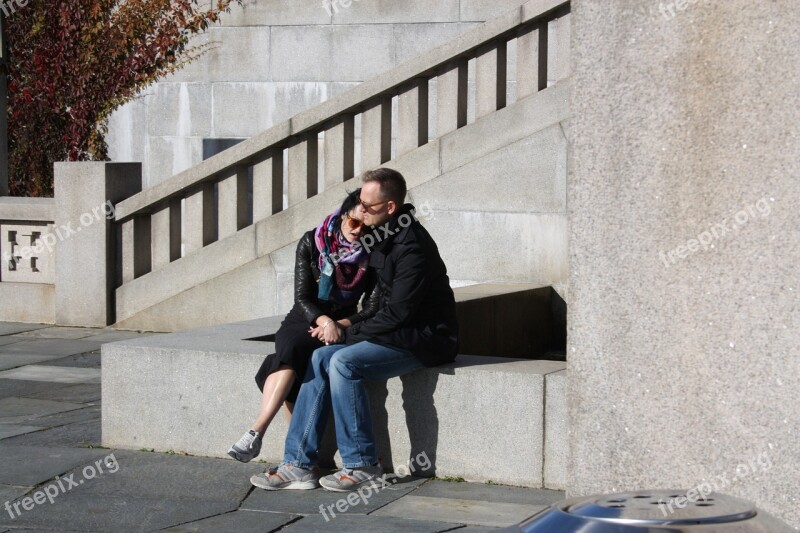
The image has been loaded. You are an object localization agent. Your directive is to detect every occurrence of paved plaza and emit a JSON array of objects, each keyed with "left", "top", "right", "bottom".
[{"left": 0, "top": 322, "right": 563, "bottom": 532}]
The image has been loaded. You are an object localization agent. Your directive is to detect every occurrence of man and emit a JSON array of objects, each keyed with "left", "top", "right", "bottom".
[{"left": 250, "top": 167, "right": 459, "bottom": 492}]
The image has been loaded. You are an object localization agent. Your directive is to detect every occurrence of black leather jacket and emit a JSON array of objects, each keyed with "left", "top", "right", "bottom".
[
  {"left": 346, "top": 204, "right": 459, "bottom": 366},
  {"left": 294, "top": 230, "right": 379, "bottom": 326}
]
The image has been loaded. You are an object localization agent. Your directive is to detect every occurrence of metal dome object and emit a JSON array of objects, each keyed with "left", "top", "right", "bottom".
[{"left": 498, "top": 490, "right": 795, "bottom": 532}]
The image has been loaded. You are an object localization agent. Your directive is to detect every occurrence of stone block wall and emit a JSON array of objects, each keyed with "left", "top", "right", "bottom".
[{"left": 105, "top": 0, "right": 569, "bottom": 188}]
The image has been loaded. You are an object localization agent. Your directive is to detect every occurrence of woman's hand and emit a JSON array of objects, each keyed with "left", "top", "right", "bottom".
[{"left": 309, "top": 316, "right": 345, "bottom": 345}]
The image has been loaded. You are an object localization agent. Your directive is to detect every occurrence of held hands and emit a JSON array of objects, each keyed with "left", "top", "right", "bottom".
[{"left": 309, "top": 316, "right": 345, "bottom": 345}]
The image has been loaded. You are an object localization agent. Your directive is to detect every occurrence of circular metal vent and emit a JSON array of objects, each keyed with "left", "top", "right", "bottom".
[
  {"left": 504, "top": 490, "right": 796, "bottom": 532},
  {"left": 565, "top": 490, "right": 754, "bottom": 525}
]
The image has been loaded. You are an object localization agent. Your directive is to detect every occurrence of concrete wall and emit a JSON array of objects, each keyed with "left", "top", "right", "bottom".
[
  {"left": 105, "top": 0, "right": 568, "bottom": 188},
  {"left": 568, "top": 0, "right": 800, "bottom": 527}
]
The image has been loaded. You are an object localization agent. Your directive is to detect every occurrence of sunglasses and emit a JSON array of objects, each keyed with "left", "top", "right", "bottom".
[
  {"left": 359, "top": 199, "right": 389, "bottom": 211},
  {"left": 343, "top": 214, "right": 365, "bottom": 231}
]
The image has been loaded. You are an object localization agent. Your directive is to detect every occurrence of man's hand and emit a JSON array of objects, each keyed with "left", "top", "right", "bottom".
[{"left": 309, "top": 320, "right": 345, "bottom": 345}]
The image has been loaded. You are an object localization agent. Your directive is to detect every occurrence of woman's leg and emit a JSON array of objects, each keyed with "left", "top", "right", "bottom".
[{"left": 252, "top": 365, "right": 296, "bottom": 435}]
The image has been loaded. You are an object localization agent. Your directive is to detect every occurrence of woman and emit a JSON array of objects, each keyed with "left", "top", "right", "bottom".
[{"left": 228, "top": 189, "right": 376, "bottom": 463}]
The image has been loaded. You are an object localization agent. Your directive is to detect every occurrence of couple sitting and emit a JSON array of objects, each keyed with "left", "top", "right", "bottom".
[{"left": 228, "top": 168, "right": 459, "bottom": 492}]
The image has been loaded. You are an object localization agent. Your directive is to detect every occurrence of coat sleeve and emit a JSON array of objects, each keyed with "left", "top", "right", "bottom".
[
  {"left": 345, "top": 273, "right": 380, "bottom": 324},
  {"left": 294, "top": 232, "right": 324, "bottom": 325},
  {"left": 348, "top": 243, "right": 430, "bottom": 338}
]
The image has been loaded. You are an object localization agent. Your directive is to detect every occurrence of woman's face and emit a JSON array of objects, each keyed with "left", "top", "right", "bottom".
[{"left": 341, "top": 209, "right": 365, "bottom": 243}]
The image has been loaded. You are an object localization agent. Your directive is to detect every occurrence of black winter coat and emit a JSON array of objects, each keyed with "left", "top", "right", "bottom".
[
  {"left": 346, "top": 204, "right": 459, "bottom": 367},
  {"left": 293, "top": 230, "right": 379, "bottom": 326}
]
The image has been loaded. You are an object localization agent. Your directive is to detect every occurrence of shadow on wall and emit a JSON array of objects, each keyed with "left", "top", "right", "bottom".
[
  {"left": 456, "top": 287, "right": 566, "bottom": 361},
  {"left": 313, "top": 376, "right": 441, "bottom": 476}
]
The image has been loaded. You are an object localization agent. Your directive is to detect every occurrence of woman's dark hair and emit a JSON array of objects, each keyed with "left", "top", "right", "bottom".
[{"left": 333, "top": 188, "right": 361, "bottom": 232}]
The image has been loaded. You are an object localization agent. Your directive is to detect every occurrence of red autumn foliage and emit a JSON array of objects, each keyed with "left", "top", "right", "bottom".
[{"left": 5, "top": 0, "right": 242, "bottom": 196}]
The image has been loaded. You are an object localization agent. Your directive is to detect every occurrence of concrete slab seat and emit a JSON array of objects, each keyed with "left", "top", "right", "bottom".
[{"left": 102, "top": 315, "right": 566, "bottom": 489}]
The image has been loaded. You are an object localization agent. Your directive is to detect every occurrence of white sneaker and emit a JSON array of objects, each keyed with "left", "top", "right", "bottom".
[
  {"left": 227, "top": 429, "right": 262, "bottom": 463},
  {"left": 319, "top": 464, "right": 385, "bottom": 492},
  {"left": 250, "top": 463, "right": 320, "bottom": 490}
]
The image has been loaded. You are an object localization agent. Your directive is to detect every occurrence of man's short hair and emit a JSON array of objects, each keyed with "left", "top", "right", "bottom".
[{"left": 362, "top": 168, "right": 407, "bottom": 204}]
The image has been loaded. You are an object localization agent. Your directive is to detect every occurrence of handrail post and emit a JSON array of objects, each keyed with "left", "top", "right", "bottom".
[
  {"left": 253, "top": 150, "right": 284, "bottom": 221},
  {"left": 476, "top": 39, "right": 508, "bottom": 118},
  {"left": 185, "top": 181, "right": 216, "bottom": 254},
  {"left": 218, "top": 165, "right": 250, "bottom": 239},
  {"left": 151, "top": 198, "right": 181, "bottom": 269},
  {"left": 324, "top": 115, "right": 355, "bottom": 187},
  {"left": 360, "top": 96, "right": 392, "bottom": 171},
  {"left": 288, "top": 134, "right": 319, "bottom": 207},
  {"left": 437, "top": 59, "right": 468, "bottom": 135},
  {"left": 398, "top": 79, "right": 429, "bottom": 157}
]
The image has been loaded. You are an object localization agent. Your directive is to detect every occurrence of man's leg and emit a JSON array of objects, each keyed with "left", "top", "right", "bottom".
[
  {"left": 251, "top": 344, "right": 346, "bottom": 490},
  {"left": 281, "top": 344, "right": 345, "bottom": 467},
  {"left": 328, "top": 342, "right": 423, "bottom": 469}
]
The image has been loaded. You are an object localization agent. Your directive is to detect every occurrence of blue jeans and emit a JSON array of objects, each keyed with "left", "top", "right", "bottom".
[{"left": 282, "top": 341, "right": 423, "bottom": 469}]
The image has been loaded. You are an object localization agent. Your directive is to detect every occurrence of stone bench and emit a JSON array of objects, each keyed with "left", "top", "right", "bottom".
[{"left": 101, "top": 315, "right": 566, "bottom": 489}]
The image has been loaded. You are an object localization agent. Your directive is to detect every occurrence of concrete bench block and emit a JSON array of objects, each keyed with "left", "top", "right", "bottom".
[
  {"left": 102, "top": 317, "right": 565, "bottom": 488},
  {"left": 369, "top": 355, "right": 565, "bottom": 487},
  {"left": 544, "top": 369, "right": 566, "bottom": 489}
]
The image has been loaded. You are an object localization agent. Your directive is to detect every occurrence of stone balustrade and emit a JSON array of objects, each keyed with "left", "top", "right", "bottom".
[{"left": 111, "top": 0, "right": 570, "bottom": 290}]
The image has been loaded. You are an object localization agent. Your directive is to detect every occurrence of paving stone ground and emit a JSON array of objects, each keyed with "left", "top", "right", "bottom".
[{"left": 0, "top": 321, "right": 564, "bottom": 532}]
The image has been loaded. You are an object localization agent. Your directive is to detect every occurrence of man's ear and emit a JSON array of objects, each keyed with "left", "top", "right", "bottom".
[{"left": 386, "top": 200, "right": 398, "bottom": 216}]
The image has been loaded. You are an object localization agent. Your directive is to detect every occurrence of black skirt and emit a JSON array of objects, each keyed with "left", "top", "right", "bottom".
[{"left": 254, "top": 304, "right": 354, "bottom": 403}]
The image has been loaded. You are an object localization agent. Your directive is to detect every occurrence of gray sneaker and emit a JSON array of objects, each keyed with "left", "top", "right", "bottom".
[
  {"left": 250, "top": 463, "right": 320, "bottom": 490},
  {"left": 319, "top": 464, "right": 385, "bottom": 492},
  {"left": 227, "top": 429, "right": 262, "bottom": 463}
]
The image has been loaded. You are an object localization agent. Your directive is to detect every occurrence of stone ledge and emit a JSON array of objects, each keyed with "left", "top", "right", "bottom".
[
  {"left": 0, "top": 197, "right": 55, "bottom": 222},
  {"left": 101, "top": 316, "right": 565, "bottom": 488}
]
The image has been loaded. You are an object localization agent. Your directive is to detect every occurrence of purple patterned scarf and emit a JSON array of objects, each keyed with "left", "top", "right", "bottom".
[{"left": 314, "top": 209, "right": 368, "bottom": 306}]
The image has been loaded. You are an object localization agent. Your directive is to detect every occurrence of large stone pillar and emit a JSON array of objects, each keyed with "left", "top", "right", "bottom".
[
  {"left": 568, "top": 0, "right": 800, "bottom": 527},
  {"left": 54, "top": 162, "right": 142, "bottom": 327}
]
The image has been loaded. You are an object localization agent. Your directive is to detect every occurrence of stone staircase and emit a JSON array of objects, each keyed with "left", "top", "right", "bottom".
[{"left": 108, "top": 0, "right": 571, "bottom": 332}]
